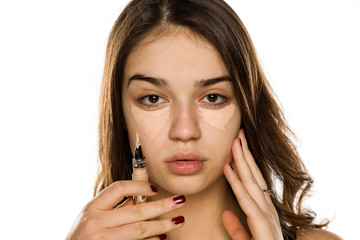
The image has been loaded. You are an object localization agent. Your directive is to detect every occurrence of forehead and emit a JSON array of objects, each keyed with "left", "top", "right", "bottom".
[{"left": 124, "top": 27, "right": 228, "bottom": 86}]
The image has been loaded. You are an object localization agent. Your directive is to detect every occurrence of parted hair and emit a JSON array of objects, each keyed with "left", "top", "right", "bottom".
[{"left": 95, "top": 0, "right": 328, "bottom": 239}]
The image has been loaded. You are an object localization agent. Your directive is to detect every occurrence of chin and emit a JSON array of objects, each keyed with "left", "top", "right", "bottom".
[{"left": 152, "top": 174, "right": 216, "bottom": 196}]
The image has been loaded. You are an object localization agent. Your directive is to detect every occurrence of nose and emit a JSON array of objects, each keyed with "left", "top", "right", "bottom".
[{"left": 169, "top": 103, "right": 201, "bottom": 142}]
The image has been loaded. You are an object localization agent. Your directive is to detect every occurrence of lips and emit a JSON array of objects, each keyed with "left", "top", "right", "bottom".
[{"left": 166, "top": 152, "right": 204, "bottom": 175}]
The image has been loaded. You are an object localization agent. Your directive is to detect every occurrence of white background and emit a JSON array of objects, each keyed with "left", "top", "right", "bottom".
[{"left": 0, "top": 0, "right": 358, "bottom": 239}]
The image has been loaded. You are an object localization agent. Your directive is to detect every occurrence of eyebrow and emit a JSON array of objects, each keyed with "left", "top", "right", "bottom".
[
  {"left": 127, "top": 74, "right": 231, "bottom": 88},
  {"left": 128, "top": 74, "right": 168, "bottom": 88},
  {"left": 194, "top": 76, "right": 231, "bottom": 87}
]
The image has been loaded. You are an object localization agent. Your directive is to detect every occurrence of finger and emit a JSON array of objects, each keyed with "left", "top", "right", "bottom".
[
  {"left": 221, "top": 210, "right": 251, "bottom": 240},
  {"left": 238, "top": 129, "right": 268, "bottom": 190},
  {"left": 232, "top": 137, "right": 269, "bottom": 211},
  {"left": 104, "top": 195, "right": 186, "bottom": 227},
  {"left": 224, "top": 163, "right": 274, "bottom": 239},
  {"left": 238, "top": 130, "right": 274, "bottom": 205},
  {"left": 224, "top": 163, "right": 264, "bottom": 219},
  {"left": 104, "top": 216, "right": 184, "bottom": 240},
  {"left": 89, "top": 181, "right": 158, "bottom": 210}
]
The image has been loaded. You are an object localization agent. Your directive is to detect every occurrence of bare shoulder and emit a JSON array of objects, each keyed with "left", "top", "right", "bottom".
[{"left": 296, "top": 228, "right": 342, "bottom": 240}]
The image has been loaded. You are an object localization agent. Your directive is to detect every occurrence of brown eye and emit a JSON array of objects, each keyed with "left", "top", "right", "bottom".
[
  {"left": 141, "top": 95, "right": 166, "bottom": 105},
  {"left": 206, "top": 94, "right": 218, "bottom": 103},
  {"left": 202, "top": 94, "right": 223, "bottom": 103},
  {"left": 200, "top": 94, "right": 228, "bottom": 107},
  {"left": 148, "top": 95, "right": 159, "bottom": 103}
]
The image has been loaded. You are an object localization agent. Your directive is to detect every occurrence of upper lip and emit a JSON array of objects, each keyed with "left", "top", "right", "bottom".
[{"left": 166, "top": 152, "right": 204, "bottom": 163}]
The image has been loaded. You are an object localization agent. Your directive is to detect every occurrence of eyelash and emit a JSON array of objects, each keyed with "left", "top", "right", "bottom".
[
  {"left": 200, "top": 94, "right": 229, "bottom": 107},
  {"left": 136, "top": 94, "right": 229, "bottom": 109},
  {"left": 137, "top": 95, "right": 167, "bottom": 109}
]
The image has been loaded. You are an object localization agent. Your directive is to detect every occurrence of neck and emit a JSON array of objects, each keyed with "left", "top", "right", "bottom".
[{"left": 151, "top": 175, "right": 247, "bottom": 240}]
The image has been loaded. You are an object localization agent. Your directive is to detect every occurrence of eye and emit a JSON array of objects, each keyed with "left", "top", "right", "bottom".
[
  {"left": 201, "top": 94, "right": 227, "bottom": 104},
  {"left": 140, "top": 95, "right": 166, "bottom": 105}
]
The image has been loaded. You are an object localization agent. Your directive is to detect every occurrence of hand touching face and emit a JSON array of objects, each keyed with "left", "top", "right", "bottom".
[{"left": 222, "top": 129, "right": 284, "bottom": 240}]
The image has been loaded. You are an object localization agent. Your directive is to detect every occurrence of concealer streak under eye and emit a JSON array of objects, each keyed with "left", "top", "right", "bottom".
[
  {"left": 197, "top": 103, "right": 235, "bottom": 132},
  {"left": 130, "top": 103, "right": 170, "bottom": 141}
]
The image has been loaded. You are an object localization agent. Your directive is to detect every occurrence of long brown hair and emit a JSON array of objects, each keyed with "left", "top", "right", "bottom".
[{"left": 96, "top": 0, "right": 328, "bottom": 238}]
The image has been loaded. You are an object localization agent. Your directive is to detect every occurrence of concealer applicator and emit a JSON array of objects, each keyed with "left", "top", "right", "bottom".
[{"left": 132, "top": 133, "right": 149, "bottom": 204}]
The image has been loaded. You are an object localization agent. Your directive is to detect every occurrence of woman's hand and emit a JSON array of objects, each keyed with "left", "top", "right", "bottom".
[
  {"left": 67, "top": 181, "right": 186, "bottom": 240},
  {"left": 222, "top": 129, "right": 283, "bottom": 240}
]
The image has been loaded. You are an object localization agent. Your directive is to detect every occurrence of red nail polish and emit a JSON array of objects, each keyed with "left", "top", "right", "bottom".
[
  {"left": 173, "top": 195, "right": 186, "bottom": 204},
  {"left": 159, "top": 234, "right": 167, "bottom": 240},
  {"left": 150, "top": 185, "right": 158, "bottom": 192},
  {"left": 172, "top": 216, "right": 185, "bottom": 225},
  {"left": 229, "top": 163, "right": 234, "bottom": 170}
]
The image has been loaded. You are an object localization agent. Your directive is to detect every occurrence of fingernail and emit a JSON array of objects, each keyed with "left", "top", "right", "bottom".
[
  {"left": 229, "top": 163, "right": 234, "bottom": 170},
  {"left": 239, "top": 138, "right": 242, "bottom": 146},
  {"left": 173, "top": 195, "right": 186, "bottom": 204},
  {"left": 159, "top": 234, "right": 167, "bottom": 240},
  {"left": 172, "top": 216, "right": 185, "bottom": 225},
  {"left": 150, "top": 185, "right": 158, "bottom": 192}
]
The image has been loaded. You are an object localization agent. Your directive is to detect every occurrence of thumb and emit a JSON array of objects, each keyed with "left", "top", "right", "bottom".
[{"left": 221, "top": 210, "right": 251, "bottom": 240}]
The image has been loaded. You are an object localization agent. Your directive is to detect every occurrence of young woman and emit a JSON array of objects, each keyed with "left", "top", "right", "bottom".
[{"left": 67, "top": 0, "right": 342, "bottom": 239}]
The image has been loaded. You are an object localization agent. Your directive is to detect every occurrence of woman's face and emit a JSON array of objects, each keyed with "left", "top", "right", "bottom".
[{"left": 122, "top": 29, "right": 241, "bottom": 195}]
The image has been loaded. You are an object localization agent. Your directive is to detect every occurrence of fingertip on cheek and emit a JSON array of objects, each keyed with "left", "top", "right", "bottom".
[
  {"left": 223, "top": 163, "right": 234, "bottom": 176},
  {"left": 231, "top": 137, "right": 237, "bottom": 148},
  {"left": 231, "top": 138, "right": 241, "bottom": 152},
  {"left": 238, "top": 128, "right": 246, "bottom": 141}
]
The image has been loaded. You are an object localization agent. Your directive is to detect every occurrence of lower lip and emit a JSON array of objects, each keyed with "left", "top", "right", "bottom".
[{"left": 166, "top": 161, "right": 204, "bottom": 175}]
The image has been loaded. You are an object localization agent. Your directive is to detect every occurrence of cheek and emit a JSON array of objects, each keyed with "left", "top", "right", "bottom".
[
  {"left": 130, "top": 104, "right": 170, "bottom": 141},
  {"left": 197, "top": 103, "right": 236, "bottom": 132}
]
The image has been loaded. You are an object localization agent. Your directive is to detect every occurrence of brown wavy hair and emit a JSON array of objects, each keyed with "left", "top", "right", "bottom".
[{"left": 95, "top": 0, "right": 328, "bottom": 238}]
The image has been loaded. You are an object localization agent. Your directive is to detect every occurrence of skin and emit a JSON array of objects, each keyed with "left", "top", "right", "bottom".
[
  {"left": 197, "top": 102, "right": 236, "bottom": 132},
  {"left": 67, "top": 27, "right": 342, "bottom": 240},
  {"left": 122, "top": 29, "right": 241, "bottom": 197},
  {"left": 130, "top": 103, "right": 170, "bottom": 141}
]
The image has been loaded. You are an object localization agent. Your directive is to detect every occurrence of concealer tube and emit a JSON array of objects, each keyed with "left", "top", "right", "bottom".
[{"left": 132, "top": 133, "right": 149, "bottom": 204}]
